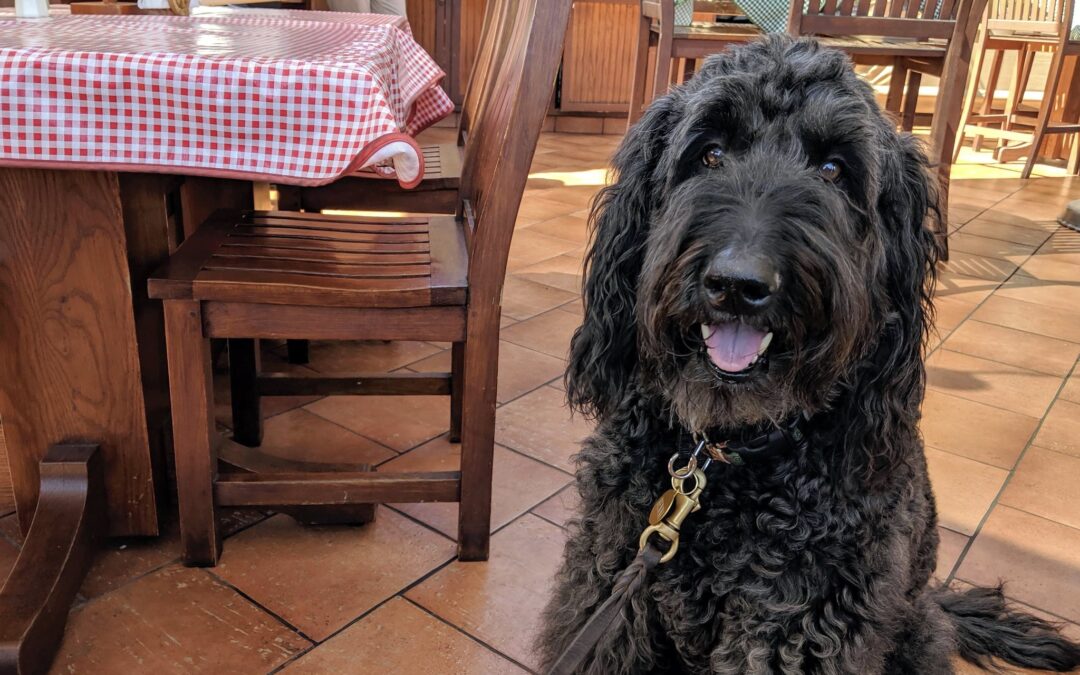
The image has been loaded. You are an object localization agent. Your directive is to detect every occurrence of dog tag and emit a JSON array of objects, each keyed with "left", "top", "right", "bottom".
[{"left": 648, "top": 489, "right": 677, "bottom": 525}]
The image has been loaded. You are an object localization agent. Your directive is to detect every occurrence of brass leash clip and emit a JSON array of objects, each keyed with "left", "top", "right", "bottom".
[{"left": 638, "top": 467, "right": 707, "bottom": 563}]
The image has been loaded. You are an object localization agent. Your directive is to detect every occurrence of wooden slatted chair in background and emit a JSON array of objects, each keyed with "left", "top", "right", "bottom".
[
  {"left": 789, "top": 0, "right": 988, "bottom": 255},
  {"left": 276, "top": 0, "right": 511, "bottom": 215},
  {"left": 952, "top": 0, "right": 1069, "bottom": 164},
  {"left": 628, "top": 0, "right": 764, "bottom": 126},
  {"left": 787, "top": 0, "right": 967, "bottom": 132},
  {"left": 954, "top": 0, "right": 1080, "bottom": 177},
  {"left": 148, "top": 0, "right": 572, "bottom": 565}
]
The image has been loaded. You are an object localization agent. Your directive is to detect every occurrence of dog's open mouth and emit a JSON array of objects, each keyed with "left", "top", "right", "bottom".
[{"left": 701, "top": 322, "right": 773, "bottom": 381}]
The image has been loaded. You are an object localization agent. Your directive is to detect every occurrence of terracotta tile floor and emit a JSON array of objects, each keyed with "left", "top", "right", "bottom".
[{"left": 2, "top": 130, "right": 1080, "bottom": 673}]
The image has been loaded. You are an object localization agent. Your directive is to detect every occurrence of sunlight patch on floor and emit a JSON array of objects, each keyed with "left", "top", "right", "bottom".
[{"left": 527, "top": 168, "right": 610, "bottom": 187}]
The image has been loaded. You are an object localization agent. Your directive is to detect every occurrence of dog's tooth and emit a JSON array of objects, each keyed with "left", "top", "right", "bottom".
[
  {"left": 701, "top": 324, "right": 712, "bottom": 341},
  {"left": 758, "top": 332, "right": 774, "bottom": 356}
]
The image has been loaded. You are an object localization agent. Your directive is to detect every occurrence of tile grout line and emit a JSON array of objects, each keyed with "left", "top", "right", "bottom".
[
  {"left": 400, "top": 595, "right": 540, "bottom": 675},
  {"left": 944, "top": 356, "right": 1080, "bottom": 585},
  {"left": 529, "top": 509, "right": 569, "bottom": 532},
  {"left": 203, "top": 567, "right": 320, "bottom": 647},
  {"left": 925, "top": 443, "right": 1018, "bottom": 472},
  {"left": 335, "top": 554, "right": 460, "bottom": 629},
  {"left": 986, "top": 502, "right": 1080, "bottom": 536},
  {"left": 381, "top": 503, "right": 462, "bottom": 544},
  {"left": 952, "top": 317, "right": 1080, "bottom": 351},
  {"left": 264, "top": 555, "right": 460, "bottom": 674}
]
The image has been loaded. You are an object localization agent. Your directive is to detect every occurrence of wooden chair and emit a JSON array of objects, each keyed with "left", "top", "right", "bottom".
[
  {"left": 277, "top": 0, "right": 512, "bottom": 215},
  {"left": 789, "top": 0, "right": 988, "bottom": 256},
  {"left": 952, "top": 0, "right": 1068, "bottom": 164},
  {"left": 788, "top": 0, "right": 973, "bottom": 132},
  {"left": 628, "top": 0, "right": 763, "bottom": 126},
  {"left": 148, "top": 0, "right": 572, "bottom": 565},
  {"left": 956, "top": 0, "right": 1080, "bottom": 177}
]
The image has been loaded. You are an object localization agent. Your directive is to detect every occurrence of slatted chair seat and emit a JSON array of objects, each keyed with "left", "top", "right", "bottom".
[
  {"left": 149, "top": 210, "right": 467, "bottom": 308},
  {"left": 287, "top": 142, "right": 464, "bottom": 214},
  {"left": 815, "top": 36, "right": 948, "bottom": 57},
  {"left": 347, "top": 142, "right": 460, "bottom": 186},
  {"left": 410, "top": 142, "right": 462, "bottom": 188}
]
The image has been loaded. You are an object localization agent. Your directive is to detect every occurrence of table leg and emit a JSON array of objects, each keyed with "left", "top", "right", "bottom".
[
  {"left": 0, "top": 444, "right": 105, "bottom": 675},
  {"left": 0, "top": 168, "right": 159, "bottom": 537}
]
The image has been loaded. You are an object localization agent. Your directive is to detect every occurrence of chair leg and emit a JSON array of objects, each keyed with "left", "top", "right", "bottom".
[
  {"left": 652, "top": 21, "right": 674, "bottom": 101},
  {"left": 1003, "top": 47, "right": 1034, "bottom": 140},
  {"left": 953, "top": 29, "right": 988, "bottom": 161},
  {"left": 165, "top": 300, "right": 222, "bottom": 566},
  {"left": 286, "top": 339, "right": 310, "bottom": 365},
  {"left": 886, "top": 62, "right": 907, "bottom": 122},
  {"left": 457, "top": 318, "right": 500, "bottom": 561},
  {"left": 972, "top": 48, "right": 1004, "bottom": 152},
  {"left": 1022, "top": 48, "right": 1066, "bottom": 179},
  {"left": 1068, "top": 132, "right": 1080, "bottom": 174},
  {"left": 627, "top": 13, "right": 651, "bottom": 129},
  {"left": 449, "top": 341, "right": 464, "bottom": 444},
  {"left": 228, "top": 338, "right": 263, "bottom": 448},
  {"left": 901, "top": 71, "right": 922, "bottom": 132}
]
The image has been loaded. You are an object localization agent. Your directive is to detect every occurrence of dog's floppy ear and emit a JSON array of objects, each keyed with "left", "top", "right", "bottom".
[
  {"left": 566, "top": 98, "right": 676, "bottom": 419},
  {"left": 837, "top": 132, "right": 940, "bottom": 486}
]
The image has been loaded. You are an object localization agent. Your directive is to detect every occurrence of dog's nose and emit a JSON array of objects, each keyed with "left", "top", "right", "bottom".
[{"left": 703, "top": 250, "right": 779, "bottom": 313}]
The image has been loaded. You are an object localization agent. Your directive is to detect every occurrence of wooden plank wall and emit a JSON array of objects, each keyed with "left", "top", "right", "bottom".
[
  {"left": 459, "top": 0, "right": 488, "bottom": 98},
  {"left": 405, "top": 0, "right": 438, "bottom": 63},
  {"left": 561, "top": 0, "right": 640, "bottom": 112}
]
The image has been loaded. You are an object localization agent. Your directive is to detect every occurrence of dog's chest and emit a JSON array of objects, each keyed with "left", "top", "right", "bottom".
[{"left": 644, "top": 464, "right": 888, "bottom": 673}]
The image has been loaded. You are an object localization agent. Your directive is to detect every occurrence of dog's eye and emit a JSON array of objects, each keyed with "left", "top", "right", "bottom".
[
  {"left": 819, "top": 160, "right": 842, "bottom": 182},
  {"left": 702, "top": 145, "right": 725, "bottom": 169}
]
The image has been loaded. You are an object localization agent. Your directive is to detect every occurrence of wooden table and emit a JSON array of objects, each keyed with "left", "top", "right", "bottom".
[{"left": 0, "top": 9, "right": 451, "bottom": 673}]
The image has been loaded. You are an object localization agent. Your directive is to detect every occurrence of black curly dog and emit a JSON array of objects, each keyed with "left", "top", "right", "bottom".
[{"left": 537, "top": 37, "right": 1080, "bottom": 674}]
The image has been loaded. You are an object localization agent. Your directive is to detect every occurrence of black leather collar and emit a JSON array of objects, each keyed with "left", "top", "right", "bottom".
[{"left": 688, "top": 414, "right": 808, "bottom": 467}]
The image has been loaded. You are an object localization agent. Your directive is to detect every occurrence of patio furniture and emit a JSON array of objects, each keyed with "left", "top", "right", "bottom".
[
  {"left": 0, "top": 9, "right": 451, "bottom": 671},
  {"left": 955, "top": 0, "right": 1080, "bottom": 177},
  {"left": 787, "top": 0, "right": 972, "bottom": 132},
  {"left": 277, "top": 0, "right": 510, "bottom": 214},
  {"left": 0, "top": 445, "right": 104, "bottom": 675},
  {"left": 628, "top": 0, "right": 763, "bottom": 126},
  {"left": 951, "top": 0, "right": 1067, "bottom": 163},
  {"left": 787, "top": 0, "right": 989, "bottom": 255},
  {"left": 148, "top": 0, "right": 572, "bottom": 565}
]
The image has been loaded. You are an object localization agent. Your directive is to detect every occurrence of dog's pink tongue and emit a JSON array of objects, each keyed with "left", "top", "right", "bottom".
[{"left": 704, "top": 322, "right": 767, "bottom": 372}]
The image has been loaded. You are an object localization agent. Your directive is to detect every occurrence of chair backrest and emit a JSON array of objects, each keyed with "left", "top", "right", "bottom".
[
  {"left": 788, "top": 0, "right": 963, "bottom": 40},
  {"left": 457, "top": 0, "right": 572, "bottom": 292},
  {"left": 458, "top": 0, "right": 515, "bottom": 145},
  {"left": 984, "top": 0, "right": 1071, "bottom": 39}
]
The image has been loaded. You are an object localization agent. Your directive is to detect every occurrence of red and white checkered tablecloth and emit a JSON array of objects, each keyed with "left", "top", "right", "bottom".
[{"left": 0, "top": 11, "right": 454, "bottom": 187}]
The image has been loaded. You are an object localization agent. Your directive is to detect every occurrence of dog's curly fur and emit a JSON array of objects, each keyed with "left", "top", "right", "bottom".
[{"left": 537, "top": 37, "right": 1080, "bottom": 674}]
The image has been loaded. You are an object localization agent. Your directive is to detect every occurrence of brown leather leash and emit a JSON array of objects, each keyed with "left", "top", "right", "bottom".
[
  {"left": 545, "top": 542, "right": 664, "bottom": 675},
  {"left": 545, "top": 419, "right": 808, "bottom": 675}
]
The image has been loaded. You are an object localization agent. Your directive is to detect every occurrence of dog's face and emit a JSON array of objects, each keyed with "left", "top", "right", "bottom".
[{"left": 569, "top": 37, "right": 938, "bottom": 437}]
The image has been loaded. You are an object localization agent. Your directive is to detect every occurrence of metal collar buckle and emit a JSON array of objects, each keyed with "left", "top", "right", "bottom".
[{"left": 666, "top": 434, "right": 728, "bottom": 479}]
